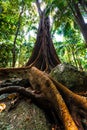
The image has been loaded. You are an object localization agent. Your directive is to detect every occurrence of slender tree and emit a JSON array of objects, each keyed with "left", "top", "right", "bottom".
[
  {"left": 12, "top": 0, "right": 24, "bottom": 67},
  {"left": 67, "top": 0, "right": 87, "bottom": 44}
]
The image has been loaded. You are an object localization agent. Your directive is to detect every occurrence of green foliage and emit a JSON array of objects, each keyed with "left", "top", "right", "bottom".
[
  {"left": 0, "top": 0, "right": 87, "bottom": 71},
  {"left": 0, "top": 0, "right": 37, "bottom": 67},
  {"left": 0, "top": 0, "right": 19, "bottom": 39},
  {"left": 0, "top": 42, "right": 13, "bottom": 67},
  {"left": 53, "top": 21, "right": 87, "bottom": 70}
]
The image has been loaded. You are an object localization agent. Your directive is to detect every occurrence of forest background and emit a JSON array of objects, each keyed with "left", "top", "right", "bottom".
[{"left": 0, "top": 0, "right": 87, "bottom": 70}]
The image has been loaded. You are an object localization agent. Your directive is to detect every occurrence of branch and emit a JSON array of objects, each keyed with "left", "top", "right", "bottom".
[
  {"left": 79, "top": 0, "right": 87, "bottom": 13},
  {"left": 36, "top": 0, "right": 42, "bottom": 16}
]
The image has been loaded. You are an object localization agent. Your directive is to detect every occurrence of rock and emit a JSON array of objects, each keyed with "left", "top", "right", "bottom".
[
  {"left": 0, "top": 98, "right": 51, "bottom": 130},
  {"left": 50, "top": 63, "right": 87, "bottom": 92}
]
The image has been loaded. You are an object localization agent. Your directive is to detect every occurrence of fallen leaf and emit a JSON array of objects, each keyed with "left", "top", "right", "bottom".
[
  {"left": 0, "top": 103, "right": 6, "bottom": 112},
  {"left": 8, "top": 93, "right": 18, "bottom": 100}
]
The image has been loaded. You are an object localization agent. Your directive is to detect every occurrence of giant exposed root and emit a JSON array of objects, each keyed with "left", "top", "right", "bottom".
[
  {"left": 0, "top": 67, "right": 87, "bottom": 129},
  {"left": 50, "top": 77, "right": 87, "bottom": 111},
  {"left": 28, "top": 67, "right": 78, "bottom": 130},
  {"left": 28, "top": 67, "right": 87, "bottom": 130}
]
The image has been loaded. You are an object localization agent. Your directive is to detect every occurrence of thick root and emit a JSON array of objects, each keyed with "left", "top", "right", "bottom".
[
  {"left": 28, "top": 67, "right": 78, "bottom": 130},
  {"left": 50, "top": 77, "right": 87, "bottom": 111},
  {"left": 0, "top": 66, "right": 87, "bottom": 129}
]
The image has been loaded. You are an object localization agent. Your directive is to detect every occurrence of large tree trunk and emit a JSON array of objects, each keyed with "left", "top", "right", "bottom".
[{"left": 25, "top": 1, "right": 60, "bottom": 73}]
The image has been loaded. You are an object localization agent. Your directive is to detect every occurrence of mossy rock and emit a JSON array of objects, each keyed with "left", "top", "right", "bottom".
[
  {"left": 50, "top": 63, "right": 87, "bottom": 92},
  {"left": 0, "top": 98, "right": 51, "bottom": 130}
]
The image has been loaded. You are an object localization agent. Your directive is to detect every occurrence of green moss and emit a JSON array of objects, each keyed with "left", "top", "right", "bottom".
[
  {"left": 0, "top": 99, "right": 51, "bottom": 130},
  {"left": 50, "top": 63, "right": 87, "bottom": 92}
]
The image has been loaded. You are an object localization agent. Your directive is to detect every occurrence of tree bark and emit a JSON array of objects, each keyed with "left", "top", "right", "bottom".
[
  {"left": 25, "top": 4, "right": 60, "bottom": 73},
  {"left": 0, "top": 66, "right": 87, "bottom": 129},
  {"left": 68, "top": 0, "right": 87, "bottom": 44},
  {"left": 12, "top": 0, "right": 24, "bottom": 67}
]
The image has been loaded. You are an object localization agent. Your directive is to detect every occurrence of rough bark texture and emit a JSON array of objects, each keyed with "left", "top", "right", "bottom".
[
  {"left": 12, "top": 0, "right": 24, "bottom": 67},
  {"left": 25, "top": 8, "right": 60, "bottom": 73},
  {"left": 68, "top": 0, "right": 87, "bottom": 44},
  {"left": 0, "top": 67, "right": 87, "bottom": 130},
  {"left": 28, "top": 67, "right": 78, "bottom": 130}
]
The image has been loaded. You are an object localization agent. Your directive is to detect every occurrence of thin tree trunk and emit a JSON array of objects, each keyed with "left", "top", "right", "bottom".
[
  {"left": 12, "top": 1, "right": 24, "bottom": 67},
  {"left": 68, "top": 0, "right": 87, "bottom": 44}
]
